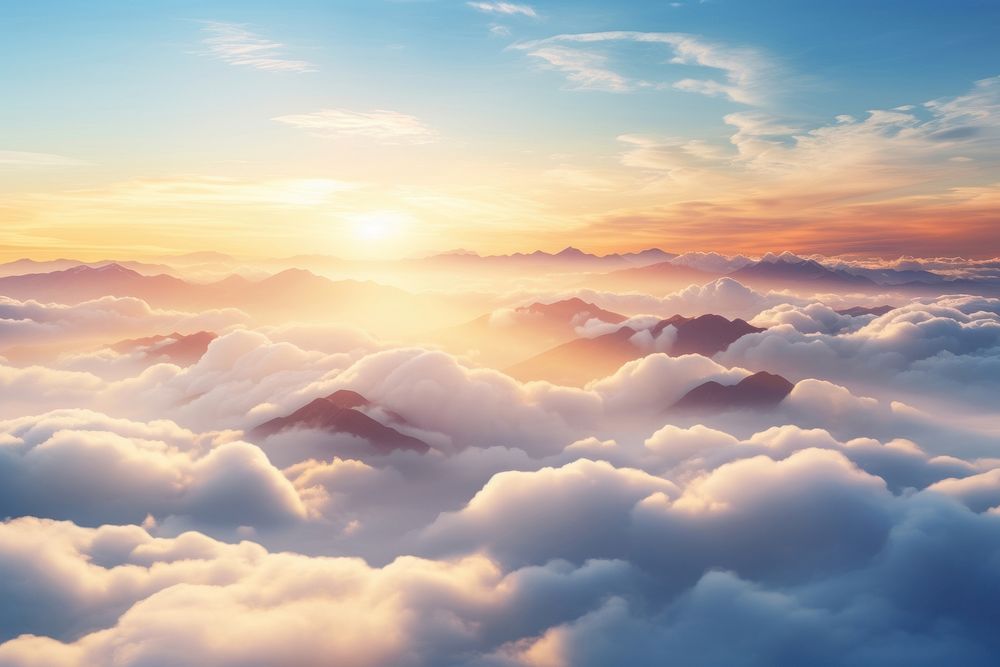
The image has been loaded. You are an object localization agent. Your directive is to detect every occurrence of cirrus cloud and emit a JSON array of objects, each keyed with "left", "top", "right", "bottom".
[{"left": 272, "top": 108, "right": 438, "bottom": 145}]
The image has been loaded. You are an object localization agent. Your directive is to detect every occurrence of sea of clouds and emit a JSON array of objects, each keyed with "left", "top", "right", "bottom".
[{"left": 1, "top": 269, "right": 999, "bottom": 666}]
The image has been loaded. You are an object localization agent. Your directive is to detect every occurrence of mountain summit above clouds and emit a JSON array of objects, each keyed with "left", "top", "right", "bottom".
[
  {"left": 251, "top": 390, "right": 429, "bottom": 455},
  {"left": 506, "top": 314, "right": 764, "bottom": 386},
  {"left": 111, "top": 331, "right": 217, "bottom": 366},
  {"left": 670, "top": 371, "right": 795, "bottom": 412}
]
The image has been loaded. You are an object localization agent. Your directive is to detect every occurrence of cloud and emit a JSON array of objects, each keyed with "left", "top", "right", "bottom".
[
  {"left": 0, "top": 365, "right": 105, "bottom": 419},
  {"left": 22, "top": 175, "right": 358, "bottom": 210},
  {"left": 719, "top": 295, "right": 1000, "bottom": 408},
  {"left": 617, "top": 134, "right": 732, "bottom": 174},
  {"left": 512, "top": 32, "right": 773, "bottom": 103},
  {"left": 0, "top": 518, "right": 635, "bottom": 664},
  {"left": 321, "top": 347, "right": 600, "bottom": 453},
  {"left": 468, "top": 2, "right": 538, "bottom": 18},
  {"left": 503, "top": 278, "right": 812, "bottom": 323},
  {"left": 102, "top": 329, "right": 364, "bottom": 431},
  {"left": 272, "top": 108, "right": 438, "bottom": 144},
  {"left": 521, "top": 46, "right": 633, "bottom": 92},
  {"left": 0, "top": 151, "right": 90, "bottom": 168},
  {"left": 0, "top": 333, "right": 999, "bottom": 665},
  {"left": 573, "top": 76, "right": 1000, "bottom": 258},
  {"left": 0, "top": 295, "right": 246, "bottom": 352},
  {"left": 749, "top": 302, "right": 868, "bottom": 334},
  {"left": 198, "top": 21, "right": 315, "bottom": 72},
  {"left": 422, "top": 458, "right": 679, "bottom": 567},
  {"left": 1, "top": 329, "right": 376, "bottom": 430},
  {"left": 0, "top": 410, "right": 307, "bottom": 529}
]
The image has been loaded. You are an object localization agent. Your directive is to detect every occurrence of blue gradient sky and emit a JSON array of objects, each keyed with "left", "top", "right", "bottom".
[{"left": 2, "top": 0, "right": 999, "bottom": 258}]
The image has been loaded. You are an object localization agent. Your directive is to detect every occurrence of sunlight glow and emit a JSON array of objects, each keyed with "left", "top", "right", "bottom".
[{"left": 349, "top": 210, "right": 412, "bottom": 242}]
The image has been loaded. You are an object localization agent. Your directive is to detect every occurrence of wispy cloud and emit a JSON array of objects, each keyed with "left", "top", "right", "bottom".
[
  {"left": 0, "top": 151, "right": 90, "bottom": 167},
  {"left": 525, "top": 46, "right": 633, "bottom": 92},
  {"left": 272, "top": 108, "right": 437, "bottom": 144},
  {"left": 513, "top": 31, "right": 772, "bottom": 104},
  {"left": 28, "top": 176, "right": 358, "bottom": 209},
  {"left": 578, "top": 76, "right": 1000, "bottom": 256},
  {"left": 199, "top": 21, "right": 315, "bottom": 73},
  {"left": 467, "top": 2, "right": 538, "bottom": 17}
]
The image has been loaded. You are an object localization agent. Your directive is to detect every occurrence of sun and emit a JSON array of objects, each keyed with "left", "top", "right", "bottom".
[{"left": 350, "top": 210, "right": 409, "bottom": 242}]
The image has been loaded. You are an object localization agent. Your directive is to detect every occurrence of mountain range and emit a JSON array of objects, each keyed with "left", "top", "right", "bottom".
[
  {"left": 0, "top": 264, "right": 472, "bottom": 335},
  {"left": 506, "top": 314, "right": 764, "bottom": 386}
]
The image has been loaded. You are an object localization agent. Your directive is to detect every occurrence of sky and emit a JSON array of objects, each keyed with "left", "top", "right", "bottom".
[{"left": 2, "top": 0, "right": 999, "bottom": 260}]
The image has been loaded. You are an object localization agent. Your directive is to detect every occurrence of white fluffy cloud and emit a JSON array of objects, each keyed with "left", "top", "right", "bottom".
[
  {"left": 720, "top": 295, "right": 1000, "bottom": 407},
  {"left": 2, "top": 266, "right": 999, "bottom": 666},
  {"left": 0, "top": 296, "right": 246, "bottom": 352},
  {"left": 3, "top": 427, "right": 999, "bottom": 665},
  {"left": 0, "top": 410, "right": 307, "bottom": 528}
]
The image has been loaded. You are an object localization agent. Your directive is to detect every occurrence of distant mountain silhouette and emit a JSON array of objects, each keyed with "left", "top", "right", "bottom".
[
  {"left": 422, "top": 247, "right": 675, "bottom": 271},
  {"left": 0, "top": 264, "right": 189, "bottom": 303},
  {"left": 836, "top": 267, "right": 947, "bottom": 286},
  {"left": 506, "top": 314, "right": 764, "bottom": 386},
  {"left": 0, "top": 258, "right": 177, "bottom": 279},
  {"left": 671, "top": 371, "right": 794, "bottom": 411},
  {"left": 0, "top": 264, "right": 462, "bottom": 335},
  {"left": 519, "top": 297, "right": 627, "bottom": 325},
  {"left": 835, "top": 305, "right": 895, "bottom": 317},
  {"left": 727, "top": 258, "right": 877, "bottom": 290},
  {"left": 111, "top": 331, "right": 217, "bottom": 366},
  {"left": 251, "top": 390, "right": 429, "bottom": 455},
  {"left": 583, "top": 261, "right": 720, "bottom": 295},
  {"left": 432, "top": 297, "right": 627, "bottom": 367}
]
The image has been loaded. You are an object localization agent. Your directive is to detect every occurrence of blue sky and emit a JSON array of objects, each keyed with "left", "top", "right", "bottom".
[{"left": 2, "top": 0, "right": 999, "bottom": 258}]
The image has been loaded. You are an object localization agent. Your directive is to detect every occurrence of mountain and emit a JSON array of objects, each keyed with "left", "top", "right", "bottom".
[
  {"left": 670, "top": 371, "right": 794, "bottom": 412},
  {"left": 0, "top": 265, "right": 464, "bottom": 335},
  {"left": 251, "top": 390, "right": 429, "bottom": 455},
  {"left": 421, "top": 247, "right": 673, "bottom": 272},
  {"left": 111, "top": 331, "right": 217, "bottom": 366},
  {"left": 727, "top": 258, "right": 878, "bottom": 291},
  {"left": 583, "top": 261, "right": 720, "bottom": 295},
  {"left": 618, "top": 248, "right": 677, "bottom": 264},
  {"left": 835, "top": 305, "right": 895, "bottom": 317},
  {"left": 505, "top": 326, "right": 641, "bottom": 387},
  {"left": 0, "top": 258, "right": 177, "bottom": 279},
  {"left": 0, "top": 264, "right": 188, "bottom": 303},
  {"left": 505, "top": 314, "right": 764, "bottom": 387},
  {"left": 652, "top": 314, "right": 763, "bottom": 356},
  {"left": 0, "top": 258, "right": 84, "bottom": 277},
  {"left": 837, "top": 266, "right": 948, "bottom": 286},
  {"left": 518, "top": 297, "right": 627, "bottom": 326},
  {"left": 432, "top": 297, "right": 627, "bottom": 367},
  {"left": 892, "top": 277, "right": 1000, "bottom": 297}
]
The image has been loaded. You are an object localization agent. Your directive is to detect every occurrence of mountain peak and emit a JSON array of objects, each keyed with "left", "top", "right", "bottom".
[{"left": 671, "top": 371, "right": 794, "bottom": 412}]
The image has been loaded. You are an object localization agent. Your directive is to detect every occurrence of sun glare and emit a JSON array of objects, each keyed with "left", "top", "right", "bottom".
[{"left": 350, "top": 210, "right": 410, "bottom": 242}]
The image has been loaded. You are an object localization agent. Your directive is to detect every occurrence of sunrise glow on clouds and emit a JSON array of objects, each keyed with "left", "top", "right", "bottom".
[{"left": 1, "top": 2, "right": 1000, "bottom": 666}]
